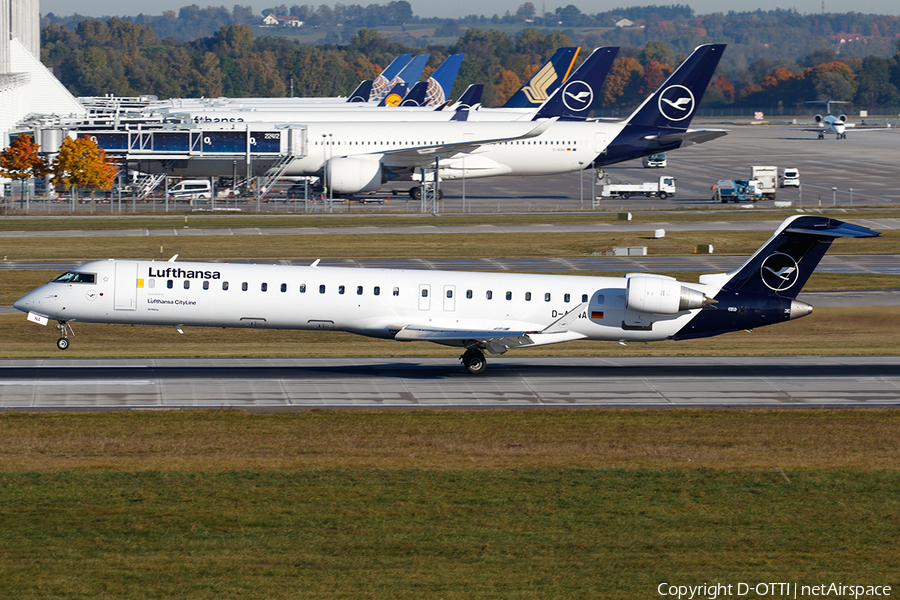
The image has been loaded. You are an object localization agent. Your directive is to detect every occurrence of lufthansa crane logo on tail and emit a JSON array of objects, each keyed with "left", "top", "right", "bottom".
[
  {"left": 658, "top": 85, "right": 695, "bottom": 122},
  {"left": 760, "top": 252, "right": 800, "bottom": 292},
  {"left": 561, "top": 81, "right": 593, "bottom": 113}
]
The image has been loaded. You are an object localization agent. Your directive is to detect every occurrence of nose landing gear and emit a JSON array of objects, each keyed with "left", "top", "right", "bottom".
[{"left": 55, "top": 320, "right": 72, "bottom": 350}]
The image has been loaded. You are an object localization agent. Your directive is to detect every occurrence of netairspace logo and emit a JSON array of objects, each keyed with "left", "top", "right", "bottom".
[{"left": 657, "top": 582, "right": 892, "bottom": 599}]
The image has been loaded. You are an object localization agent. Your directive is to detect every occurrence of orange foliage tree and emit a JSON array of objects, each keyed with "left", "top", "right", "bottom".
[
  {"left": 0, "top": 134, "right": 49, "bottom": 205},
  {"left": 51, "top": 137, "right": 119, "bottom": 203}
]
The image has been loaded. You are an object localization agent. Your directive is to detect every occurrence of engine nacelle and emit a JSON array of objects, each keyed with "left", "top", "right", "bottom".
[
  {"left": 814, "top": 114, "right": 823, "bottom": 123},
  {"left": 837, "top": 114, "right": 847, "bottom": 123},
  {"left": 626, "top": 275, "right": 713, "bottom": 314},
  {"left": 327, "top": 156, "right": 384, "bottom": 194}
]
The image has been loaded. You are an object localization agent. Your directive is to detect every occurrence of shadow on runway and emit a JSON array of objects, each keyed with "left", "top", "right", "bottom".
[{"left": 2, "top": 359, "right": 898, "bottom": 382}]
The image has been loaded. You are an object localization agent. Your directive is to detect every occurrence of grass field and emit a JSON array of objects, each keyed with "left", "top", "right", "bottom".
[{"left": 1, "top": 410, "right": 898, "bottom": 599}]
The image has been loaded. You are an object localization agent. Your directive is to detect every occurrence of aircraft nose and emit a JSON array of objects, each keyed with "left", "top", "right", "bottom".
[{"left": 13, "top": 293, "right": 32, "bottom": 313}]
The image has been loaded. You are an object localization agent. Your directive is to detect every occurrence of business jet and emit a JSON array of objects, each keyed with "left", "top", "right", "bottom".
[
  {"left": 794, "top": 100, "right": 892, "bottom": 139},
  {"left": 156, "top": 44, "right": 727, "bottom": 200},
  {"left": 13, "top": 216, "right": 880, "bottom": 373}
]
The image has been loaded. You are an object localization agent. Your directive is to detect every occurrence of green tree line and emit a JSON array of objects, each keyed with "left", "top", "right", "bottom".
[{"left": 40, "top": 19, "right": 900, "bottom": 110}]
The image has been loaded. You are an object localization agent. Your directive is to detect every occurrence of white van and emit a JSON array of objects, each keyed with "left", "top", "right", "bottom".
[
  {"left": 780, "top": 168, "right": 800, "bottom": 188},
  {"left": 168, "top": 180, "right": 211, "bottom": 200}
]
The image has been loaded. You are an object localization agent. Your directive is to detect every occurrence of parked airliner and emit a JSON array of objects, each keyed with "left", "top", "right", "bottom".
[
  {"left": 13, "top": 216, "right": 879, "bottom": 373},
  {"left": 154, "top": 44, "right": 728, "bottom": 199}
]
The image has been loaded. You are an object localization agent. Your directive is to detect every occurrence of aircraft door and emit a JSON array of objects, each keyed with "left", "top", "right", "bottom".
[
  {"left": 114, "top": 262, "right": 138, "bottom": 310},
  {"left": 443, "top": 285, "right": 456, "bottom": 312},
  {"left": 418, "top": 284, "right": 431, "bottom": 311}
]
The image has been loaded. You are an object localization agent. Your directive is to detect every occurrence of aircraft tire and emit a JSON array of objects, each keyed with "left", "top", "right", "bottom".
[
  {"left": 462, "top": 349, "right": 487, "bottom": 374},
  {"left": 57, "top": 338, "right": 69, "bottom": 350}
]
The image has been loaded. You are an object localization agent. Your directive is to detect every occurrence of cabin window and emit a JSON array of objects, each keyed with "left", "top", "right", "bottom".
[
  {"left": 506, "top": 291, "right": 512, "bottom": 301},
  {"left": 466, "top": 290, "right": 472, "bottom": 299},
  {"left": 184, "top": 281, "right": 190, "bottom": 290},
  {"left": 544, "top": 293, "right": 551, "bottom": 302},
  {"left": 421, "top": 288, "right": 428, "bottom": 297},
  {"left": 393, "top": 287, "right": 399, "bottom": 296},
  {"left": 339, "top": 285, "right": 345, "bottom": 295},
  {"left": 299, "top": 284, "right": 306, "bottom": 293},
  {"left": 357, "top": 286, "right": 363, "bottom": 295},
  {"left": 486, "top": 290, "right": 493, "bottom": 300},
  {"left": 148, "top": 279, "right": 155, "bottom": 289},
  {"left": 564, "top": 293, "right": 570, "bottom": 303},
  {"left": 582, "top": 294, "right": 588, "bottom": 302},
  {"left": 319, "top": 285, "right": 325, "bottom": 294},
  {"left": 222, "top": 281, "right": 229, "bottom": 291},
  {"left": 203, "top": 281, "right": 209, "bottom": 290},
  {"left": 446, "top": 289, "right": 453, "bottom": 298},
  {"left": 525, "top": 292, "right": 531, "bottom": 301},
  {"left": 374, "top": 286, "right": 380, "bottom": 296},
  {"left": 167, "top": 280, "right": 173, "bottom": 289},
  {"left": 242, "top": 282, "right": 248, "bottom": 291},
  {"left": 281, "top": 283, "right": 287, "bottom": 293},
  {"left": 261, "top": 283, "right": 268, "bottom": 292}
]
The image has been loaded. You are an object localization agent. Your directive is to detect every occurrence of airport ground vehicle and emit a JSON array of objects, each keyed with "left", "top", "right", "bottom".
[
  {"left": 642, "top": 152, "right": 667, "bottom": 168},
  {"left": 750, "top": 166, "right": 777, "bottom": 199},
  {"left": 167, "top": 180, "right": 211, "bottom": 200},
  {"left": 780, "top": 167, "right": 800, "bottom": 188},
  {"left": 598, "top": 175, "right": 675, "bottom": 199},
  {"left": 712, "top": 179, "right": 763, "bottom": 203}
]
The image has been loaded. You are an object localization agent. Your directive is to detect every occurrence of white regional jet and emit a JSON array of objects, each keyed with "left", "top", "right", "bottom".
[
  {"left": 794, "top": 100, "right": 892, "bottom": 139},
  {"left": 13, "top": 216, "right": 880, "bottom": 373},
  {"left": 156, "top": 44, "right": 728, "bottom": 199}
]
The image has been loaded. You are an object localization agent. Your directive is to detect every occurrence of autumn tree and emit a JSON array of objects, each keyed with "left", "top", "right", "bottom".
[
  {"left": 0, "top": 134, "right": 49, "bottom": 207},
  {"left": 51, "top": 137, "right": 119, "bottom": 207}
]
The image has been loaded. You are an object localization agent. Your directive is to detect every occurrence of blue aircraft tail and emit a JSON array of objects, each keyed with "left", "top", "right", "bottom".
[
  {"left": 359, "top": 53, "right": 411, "bottom": 102},
  {"left": 597, "top": 44, "right": 727, "bottom": 165},
  {"left": 502, "top": 47, "right": 580, "bottom": 109},
  {"left": 378, "top": 83, "right": 408, "bottom": 107},
  {"left": 397, "top": 53, "right": 465, "bottom": 107},
  {"left": 347, "top": 80, "right": 374, "bottom": 102},
  {"left": 532, "top": 47, "right": 619, "bottom": 120},
  {"left": 371, "top": 54, "right": 428, "bottom": 103},
  {"left": 674, "top": 216, "right": 881, "bottom": 340}
]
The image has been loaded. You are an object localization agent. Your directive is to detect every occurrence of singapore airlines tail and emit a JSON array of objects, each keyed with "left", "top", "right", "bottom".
[
  {"left": 501, "top": 47, "right": 580, "bottom": 109},
  {"left": 13, "top": 217, "right": 879, "bottom": 374}
]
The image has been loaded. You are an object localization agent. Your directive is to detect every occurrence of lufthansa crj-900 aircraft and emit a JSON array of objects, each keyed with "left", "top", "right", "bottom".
[{"left": 13, "top": 216, "right": 880, "bottom": 373}]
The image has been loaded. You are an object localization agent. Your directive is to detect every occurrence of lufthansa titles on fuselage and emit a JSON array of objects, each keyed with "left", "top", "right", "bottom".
[{"left": 149, "top": 267, "right": 221, "bottom": 280}]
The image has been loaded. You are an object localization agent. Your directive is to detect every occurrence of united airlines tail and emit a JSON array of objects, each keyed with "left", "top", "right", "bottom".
[
  {"left": 501, "top": 47, "right": 580, "bottom": 109},
  {"left": 599, "top": 44, "right": 727, "bottom": 164},
  {"left": 532, "top": 47, "right": 619, "bottom": 120},
  {"left": 349, "top": 53, "right": 412, "bottom": 102},
  {"left": 370, "top": 54, "right": 428, "bottom": 104},
  {"left": 675, "top": 216, "right": 881, "bottom": 340},
  {"left": 397, "top": 53, "right": 465, "bottom": 107}
]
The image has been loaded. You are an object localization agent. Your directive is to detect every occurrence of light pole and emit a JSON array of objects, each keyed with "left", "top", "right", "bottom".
[{"left": 579, "top": 162, "right": 584, "bottom": 210}]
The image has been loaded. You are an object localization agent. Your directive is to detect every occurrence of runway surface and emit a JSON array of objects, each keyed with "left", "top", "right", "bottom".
[{"left": 1, "top": 356, "right": 898, "bottom": 411}]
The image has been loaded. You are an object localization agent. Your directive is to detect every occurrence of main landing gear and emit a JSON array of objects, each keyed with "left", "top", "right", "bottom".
[
  {"left": 460, "top": 348, "right": 487, "bottom": 374},
  {"left": 56, "top": 320, "right": 71, "bottom": 350},
  {"left": 409, "top": 187, "right": 444, "bottom": 201}
]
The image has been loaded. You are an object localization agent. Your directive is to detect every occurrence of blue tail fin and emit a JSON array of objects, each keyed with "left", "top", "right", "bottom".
[
  {"left": 399, "top": 81, "right": 428, "bottom": 106},
  {"left": 378, "top": 82, "right": 408, "bottom": 106},
  {"left": 597, "top": 44, "right": 727, "bottom": 165},
  {"left": 420, "top": 53, "right": 464, "bottom": 107},
  {"left": 447, "top": 84, "right": 483, "bottom": 111},
  {"left": 501, "top": 47, "right": 580, "bottom": 109},
  {"left": 347, "top": 80, "right": 374, "bottom": 103},
  {"left": 371, "top": 54, "right": 427, "bottom": 103},
  {"left": 719, "top": 216, "right": 881, "bottom": 299},
  {"left": 532, "top": 47, "right": 618, "bottom": 120},
  {"left": 365, "top": 54, "right": 412, "bottom": 102},
  {"left": 625, "top": 44, "right": 724, "bottom": 129},
  {"left": 674, "top": 216, "right": 881, "bottom": 340}
]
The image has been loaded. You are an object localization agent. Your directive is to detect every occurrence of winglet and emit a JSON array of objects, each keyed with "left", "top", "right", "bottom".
[{"left": 540, "top": 302, "right": 587, "bottom": 334}]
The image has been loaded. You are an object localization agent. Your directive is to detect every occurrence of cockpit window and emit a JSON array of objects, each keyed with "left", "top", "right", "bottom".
[{"left": 53, "top": 271, "right": 96, "bottom": 284}]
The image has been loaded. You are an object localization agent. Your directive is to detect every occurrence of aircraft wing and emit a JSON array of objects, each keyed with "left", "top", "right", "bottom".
[
  {"left": 391, "top": 302, "right": 587, "bottom": 350},
  {"left": 377, "top": 119, "right": 556, "bottom": 166}
]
